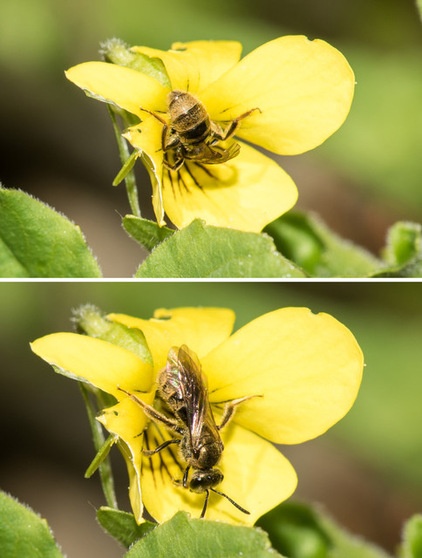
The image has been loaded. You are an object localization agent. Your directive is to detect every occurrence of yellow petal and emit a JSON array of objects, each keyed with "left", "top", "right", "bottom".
[
  {"left": 124, "top": 117, "right": 166, "bottom": 225},
  {"left": 202, "top": 308, "right": 364, "bottom": 444},
  {"left": 131, "top": 41, "right": 242, "bottom": 92},
  {"left": 109, "top": 307, "right": 235, "bottom": 372},
  {"left": 98, "top": 395, "right": 156, "bottom": 524},
  {"left": 118, "top": 439, "right": 144, "bottom": 523},
  {"left": 65, "top": 61, "right": 169, "bottom": 116},
  {"left": 140, "top": 420, "right": 296, "bottom": 524},
  {"left": 200, "top": 36, "right": 355, "bottom": 155},
  {"left": 98, "top": 397, "right": 151, "bottom": 444},
  {"left": 161, "top": 142, "right": 298, "bottom": 232},
  {"left": 31, "top": 333, "right": 153, "bottom": 398},
  {"left": 98, "top": 398, "right": 148, "bottom": 523}
]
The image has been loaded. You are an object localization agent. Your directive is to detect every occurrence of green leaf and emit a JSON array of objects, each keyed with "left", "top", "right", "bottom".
[
  {"left": 125, "top": 511, "right": 284, "bottom": 558},
  {"left": 97, "top": 507, "right": 155, "bottom": 549},
  {"left": 382, "top": 221, "right": 422, "bottom": 266},
  {"left": 256, "top": 501, "right": 331, "bottom": 558},
  {"left": 123, "top": 215, "right": 174, "bottom": 251},
  {"left": 400, "top": 515, "right": 422, "bottom": 558},
  {"left": 375, "top": 221, "right": 422, "bottom": 277},
  {"left": 101, "top": 38, "right": 171, "bottom": 88},
  {"left": 135, "top": 219, "right": 305, "bottom": 278},
  {"left": 257, "top": 502, "right": 392, "bottom": 558},
  {"left": 264, "top": 212, "right": 325, "bottom": 275},
  {"left": 266, "top": 212, "right": 382, "bottom": 278},
  {"left": 0, "top": 187, "right": 101, "bottom": 278},
  {"left": 0, "top": 491, "right": 63, "bottom": 558},
  {"left": 320, "top": 513, "right": 392, "bottom": 558}
]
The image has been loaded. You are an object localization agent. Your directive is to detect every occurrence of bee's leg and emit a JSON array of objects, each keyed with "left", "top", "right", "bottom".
[
  {"left": 217, "top": 395, "right": 262, "bottom": 431},
  {"left": 200, "top": 490, "right": 210, "bottom": 519},
  {"left": 182, "top": 465, "right": 191, "bottom": 488},
  {"left": 139, "top": 107, "right": 167, "bottom": 125},
  {"left": 142, "top": 438, "right": 180, "bottom": 456},
  {"left": 163, "top": 148, "right": 185, "bottom": 171},
  {"left": 212, "top": 107, "right": 261, "bottom": 141},
  {"left": 117, "top": 387, "right": 183, "bottom": 434},
  {"left": 162, "top": 125, "right": 180, "bottom": 151}
]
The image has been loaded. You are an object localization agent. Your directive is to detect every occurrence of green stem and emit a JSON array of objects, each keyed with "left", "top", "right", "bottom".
[
  {"left": 107, "top": 105, "right": 141, "bottom": 217},
  {"left": 79, "top": 383, "right": 118, "bottom": 509}
]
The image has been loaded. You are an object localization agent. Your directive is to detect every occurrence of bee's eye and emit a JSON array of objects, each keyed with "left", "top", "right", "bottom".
[{"left": 189, "top": 469, "right": 223, "bottom": 493}]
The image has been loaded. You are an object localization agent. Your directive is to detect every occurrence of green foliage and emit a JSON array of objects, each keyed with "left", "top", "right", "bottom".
[
  {"left": 101, "top": 38, "right": 171, "bottom": 88},
  {"left": 0, "top": 491, "right": 63, "bottom": 558},
  {"left": 265, "top": 212, "right": 382, "bottom": 277},
  {"left": 0, "top": 187, "right": 101, "bottom": 278},
  {"left": 257, "top": 502, "right": 392, "bottom": 558},
  {"left": 375, "top": 222, "right": 422, "bottom": 277},
  {"left": 1, "top": 186, "right": 422, "bottom": 277},
  {"left": 400, "top": 515, "right": 422, "bottom": 558},
  {"left": 135, "top": 219, "right": 305, "bottom": 278},
  {"left": 125, "top": 511, "right": 283, "bottom": 558},
  {"left": 97, "top": 507, "right": 155, "bottom": 549},
  {"left": 266, "top": 213, "right": 422, "bottom": 278},
  {"left": 123, "top": 215, "right": 175, "bottom": 251}
]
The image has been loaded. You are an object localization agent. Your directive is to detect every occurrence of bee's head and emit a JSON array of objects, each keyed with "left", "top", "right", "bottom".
[{"left": 189, "top": 468, "right": 223, "bottom": 494}]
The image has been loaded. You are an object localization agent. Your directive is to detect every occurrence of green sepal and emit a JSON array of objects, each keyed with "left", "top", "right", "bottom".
[
  {"left": 125, "top": 511, "right": 284, "bottom": 558},
  {"left": 123, "top": 215, "right": 174, "bottom": 251},
  {"left": 0, "top": 187, "right": 101, "bottom": 278},
  {"left": 265, "top": 211, "right": 382, "bottom": 277},
  {"left": 97, "top": 507, "right": 156, "bottom": 549},
  {"left": 73, "top": 304, "right": 152, "bottom": 364},
  {"left": 107, "top": 106, "right": 141, "bottom": 216},
  {"left": 100, "top": 38, "right": 171, "bottom": 88},
  {"left": 135, "top": 219, "right": 305, "bottom": 278},
  {"left": 0, "top": 491, "right": 64, "bottom": 558},
  {"left": 79, "top": 383, "right": 118, "bottom": 509},
  {"left": 257, "top": 501, "right": 392, "bottom": 558},
  {"left": 399, "top": 514, "right": 422, "bottom": 558},
  {"left": 84, "top": 434, "right": 117, "bottom": 479},
  {"left": 113, "top": 150, "right": 139, "bottom": 186}
]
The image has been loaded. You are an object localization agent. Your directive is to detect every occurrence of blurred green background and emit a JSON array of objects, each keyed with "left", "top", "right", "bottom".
[
  {"left": 1, "top": 0, "right": 421, "bottom": 276},
  {"left": 1, "top": 281, "right": 422, "bottom": 556}
]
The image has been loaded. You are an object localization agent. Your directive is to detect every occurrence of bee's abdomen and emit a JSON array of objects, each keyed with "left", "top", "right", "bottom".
[
  {"left": 168, "top": 91, "right": 211, "bottom": 145},
  {"left": 180, "top": 117, "right": 209, "bottom": 143}
]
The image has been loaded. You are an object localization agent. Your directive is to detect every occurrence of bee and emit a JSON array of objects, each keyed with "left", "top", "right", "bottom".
[
  {"left": 119, "top": 344, "right": 257, "bottom": 518},
  {"left": 141, "top": 91, "right": 259, "bottom": 171}
]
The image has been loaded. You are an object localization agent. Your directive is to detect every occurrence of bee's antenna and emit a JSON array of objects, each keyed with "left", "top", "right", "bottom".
[{"left": 210, "top": 488, "right": 250, "bottom": 515}]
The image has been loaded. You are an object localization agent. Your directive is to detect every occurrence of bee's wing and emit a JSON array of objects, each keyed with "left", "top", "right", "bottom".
[{"left": 175, "top": 345, "right": 209, "bottom": 442}]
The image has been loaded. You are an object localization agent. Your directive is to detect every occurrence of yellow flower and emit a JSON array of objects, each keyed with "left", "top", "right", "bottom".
[
  {"left": 31, "top": 306, "right": 363, "bottom": 525},
  {"left": 65, "top": 37, "right": 355, "bottom": 232}
]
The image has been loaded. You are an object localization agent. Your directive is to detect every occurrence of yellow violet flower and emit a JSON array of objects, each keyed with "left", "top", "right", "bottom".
[
  {"left": 31, "top": 306, "right": 363, "bottom": 525},
  {"left": 65, "top": 37, "right": 355, "bottom": 232}
]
